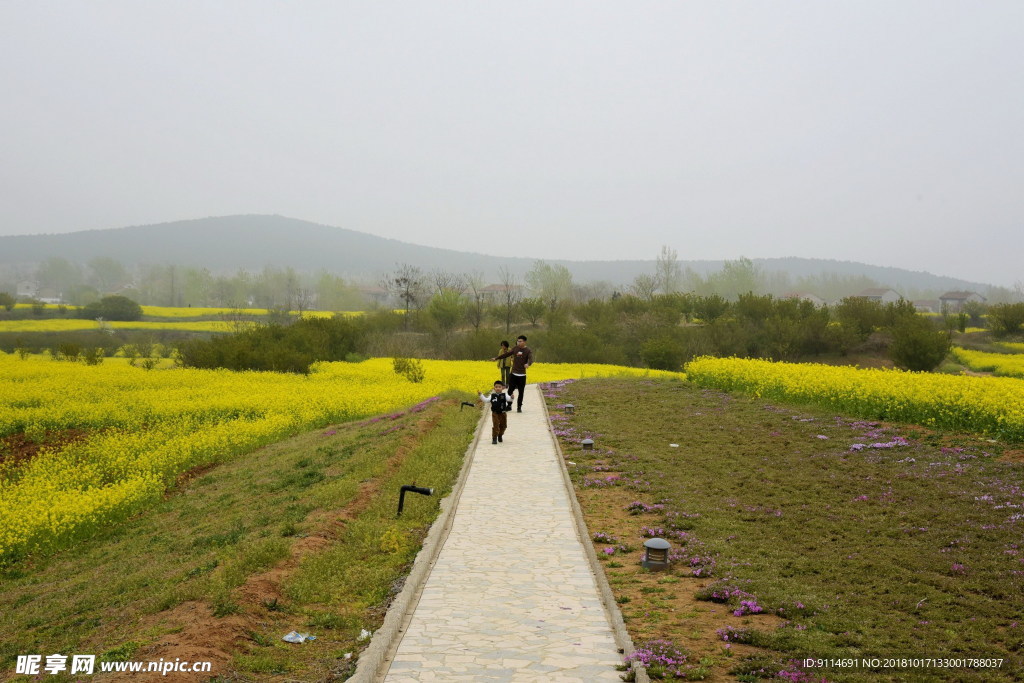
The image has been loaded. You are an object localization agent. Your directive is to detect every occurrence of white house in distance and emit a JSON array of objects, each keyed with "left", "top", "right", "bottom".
[
  {"left": 856, "top": 288, "right": 903, "bottom": 304},
  {"left": 938, "top": 291, "right": 986, "bottom": 312}
]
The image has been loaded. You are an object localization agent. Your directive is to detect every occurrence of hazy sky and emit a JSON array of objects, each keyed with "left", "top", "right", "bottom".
[{"left": 1, "top": 2, "right": 1021, "bottom": 286}]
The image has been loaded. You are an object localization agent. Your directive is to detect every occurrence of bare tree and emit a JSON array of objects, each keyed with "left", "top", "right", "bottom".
[
  {"left": 630, "top": 274, "right": 658, "bottom": 300},
  {"left": 496, "top": 267, "right": 523, "bottom": 333},
  {"left": 295, "top": 287, "right": 315, "bottom": 316},
  {"left": 381, "top": 263, "right": 426, "bottom": 330},
  {"left": 574, "top": 280, "right": 613, "bottom": 303},
  {"left": 284, "top": 268, "right": 300, "bottom": 312},
  {"left": 429, "top": 270, "right": 466, "bottom": 296},
  {"left": 655, "top": 245, "right": 682, "bottom": 294},
  {"left": 464, "top": 271, "right": 487, "bottom": 331}
]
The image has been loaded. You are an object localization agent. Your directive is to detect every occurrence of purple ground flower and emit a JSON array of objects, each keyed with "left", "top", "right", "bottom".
[
  {"left": 625, "top": 500, "right": 666, "bottom": 514},
  {"left": 716, "top": 626, "right": 753, "bottom": 643},
  {"left": 697, "top": 582, "right": 756, "bottom": 604},
  {"left": 777, "top": 662, "right": 826, "bottom": 682},
  {"left": 623, "top": 639, "right": 691, "bottom": 679},
  {"left": 733, "top": 599, "right": 764, "bottom": 616},
  {"left": 580, "top": 475, "right": 621, "bottom": 488}
]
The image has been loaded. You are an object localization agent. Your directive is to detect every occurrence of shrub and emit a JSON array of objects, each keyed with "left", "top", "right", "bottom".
[
  {"left": 392, "top": 357, "right": 425, "bottom": 383},
  {"left": 834, "top": 297, "right": 886, "bottom": 340},
  {"left": 55, "top": 342, "right": 81, "bottom": 362},
  {"left": 692, "top": 294, "right": 729, "bottom": 323},
  {"left": 989, "top": 303, "right": 1024, "bottom": 337},
  {"left": 81, "top": 347, "right": 105, "bottom": 366},
  {"left": 79, "top": 295, "right": 143, "bottom": 322},
  {"left": 889, "top": 315, "right": 951, "bottom": 372},
  {"left": 641, "top": 335, "right": 685, "bottom": 371},
  {"left": 178, "top": 316, "right": 363, "bottom": 373}
]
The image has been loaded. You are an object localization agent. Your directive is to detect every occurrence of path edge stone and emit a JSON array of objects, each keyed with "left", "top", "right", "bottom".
[
  {"left": 539, "top": 385, "right": 651, "bottom": 683},
  {"left": 352, "top": 403, "right": 489, "bottom": 683}
]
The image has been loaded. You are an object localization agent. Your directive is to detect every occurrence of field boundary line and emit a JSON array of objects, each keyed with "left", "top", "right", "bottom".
[
  {"left": 540, "top": 384, "right": 649, "bottom": 683},
  {"left": 355, "top": 402, "right": 489, "bottom": 683}
]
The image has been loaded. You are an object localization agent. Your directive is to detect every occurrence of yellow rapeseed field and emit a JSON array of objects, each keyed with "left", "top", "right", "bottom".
[
  {"left": 0, "top": 319, "right": 236, "bottom": 333},
  {"left": 685, "top": 356, "right": 1024, "bottom": 442},
  {"left": 952, "top": 347, "right": 1024, "bottom": 378},
  {"left": 140, "top": 305, "right": 271, "bottom": 317},
  {"left": 0, "top": 310, "right": 362, "bottom": 333},
  {"left": 0, "top": 355, "right": 677, "bottom": 563},
  {"left": 139, "top": 305, "right": 355, "bottom": 318}
]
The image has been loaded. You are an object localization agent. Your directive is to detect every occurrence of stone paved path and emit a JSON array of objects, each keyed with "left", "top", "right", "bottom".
[{"left": 380, "top": 384, "right": 623, "bottom": 682}]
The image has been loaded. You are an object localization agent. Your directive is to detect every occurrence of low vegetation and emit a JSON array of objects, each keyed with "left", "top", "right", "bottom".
[
  {"left": 177, "top": 315, "right": 365, "bottom": 373},
  {"left": 685, "top": 356, "right": 1024, "bottom": 442},
  {"left": 0, "top": 395, "right": 479, "bottom": 680},
  {"left": 544, "top": 377, "right": 1024, "bottom": 681}
]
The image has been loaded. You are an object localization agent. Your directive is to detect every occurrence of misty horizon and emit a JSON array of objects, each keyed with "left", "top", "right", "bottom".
[
  {"left": 2, "top": 2, "right": 1022, "bottom": 286},
  {"left": 0, "top": 212, "right": 1006, "bottom": 288}
]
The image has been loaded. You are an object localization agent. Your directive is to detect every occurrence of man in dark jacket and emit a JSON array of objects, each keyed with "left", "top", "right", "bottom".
[{"left": 491, "top": 335, "right": 533, "bottom": 412}]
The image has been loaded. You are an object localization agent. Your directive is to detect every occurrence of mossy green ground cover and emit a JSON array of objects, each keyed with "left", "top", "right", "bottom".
[
  {"left": 543, "top": 378, "right": 1024, "bottom": 682},
  {"left": 0, "top": 393, "right": 478, "bottom": 681}
]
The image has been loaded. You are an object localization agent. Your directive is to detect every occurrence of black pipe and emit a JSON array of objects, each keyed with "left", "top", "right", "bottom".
[
  {"left": 397, "top": 484, "right": 433, "bottom": 516},
  {"left": 460, "top": 401, "right": 475, "bottom": 410}
]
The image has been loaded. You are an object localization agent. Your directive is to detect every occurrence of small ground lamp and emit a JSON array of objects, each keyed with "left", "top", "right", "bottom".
[
  {"left": 581, "top": 438, "right": 594, "bottom": 450},
  {"left": 564, "top": 404, "right": 575, "bottom": 414},
  {"left": 642, "top": 538, "right": 671, "bottom": 571}
]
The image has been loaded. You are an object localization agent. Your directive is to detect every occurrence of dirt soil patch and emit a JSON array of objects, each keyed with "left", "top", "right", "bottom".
[{"left": 0, "top": 429, "right": 92, "bottom": 468}]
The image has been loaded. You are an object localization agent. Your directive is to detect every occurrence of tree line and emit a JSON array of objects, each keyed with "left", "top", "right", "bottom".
[
  {"left": 4, "top": 255, "right": 1024, "bottom": 374},
  {"left": 6, "top": 251, "right": 1022, "bottom": 311},
  {"left": 173, "top": 293, "right": 1024, "bottom": 375}
]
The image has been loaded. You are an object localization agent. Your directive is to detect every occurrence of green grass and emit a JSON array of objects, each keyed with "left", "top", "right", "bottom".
[
  {"left": 544, "top": 377, "right": 1024, "bottom": 681},
  {"left": 0, "top": 392, "right": 479, "bottom": 680}
]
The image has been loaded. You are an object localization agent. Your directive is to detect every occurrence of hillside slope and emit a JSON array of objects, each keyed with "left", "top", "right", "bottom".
[{"left": 0, "top": 214, "right": 994, "bottom": 292}]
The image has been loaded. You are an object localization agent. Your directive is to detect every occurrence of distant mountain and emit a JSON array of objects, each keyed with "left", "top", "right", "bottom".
[{"left": 0, "top": 214, "right": 995, "bottom": 295}]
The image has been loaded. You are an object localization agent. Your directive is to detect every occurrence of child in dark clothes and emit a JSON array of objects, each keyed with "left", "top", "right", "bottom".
[{"left": 480, "top": 380, "right": 511, "bottom": 444}]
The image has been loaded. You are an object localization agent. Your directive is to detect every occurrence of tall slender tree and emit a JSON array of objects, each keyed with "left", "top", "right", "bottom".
[{"left": 654, "top": 245, "right": 682, "bottom": 294}]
